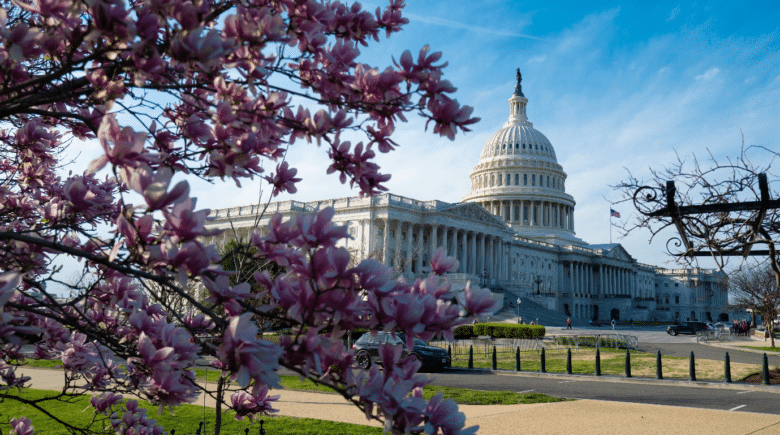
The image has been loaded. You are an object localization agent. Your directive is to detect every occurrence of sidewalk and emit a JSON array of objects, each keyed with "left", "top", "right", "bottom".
[{"left": 14, "top": 367, "right": 780, "bottom": 435}]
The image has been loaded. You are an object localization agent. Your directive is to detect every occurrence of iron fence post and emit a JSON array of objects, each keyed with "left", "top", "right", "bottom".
[
  {"left": 625, "top": 349, "right": 631, "bottom": 378},
  {"left": 763, "top": 353, "right": 770, "bottom": 385},
  {"left": 724, "top": 352, "right": 732, "bottom": 383},
  {"left": 595, "top": 348, "right": 601, "bottom": 376}
]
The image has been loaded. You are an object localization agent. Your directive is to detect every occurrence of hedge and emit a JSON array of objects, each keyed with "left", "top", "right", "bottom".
[
  {"left": 453, "top": 325, "right": 475, "bottom": 339},
  {"left": 472, "top": 323, "right": 546, "bottom": 338}
]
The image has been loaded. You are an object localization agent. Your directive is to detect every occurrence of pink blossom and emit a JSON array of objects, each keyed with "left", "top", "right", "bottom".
[
  {"left": 9, "top": 417, "right": 36, "bottom": 435},
  {"left": 230, "top": 388, "right": 280, "bottom": 421},
  {"left": 264, "top": 161, "right": 302, "bottom": 197},
  {"left": 429, "top": 247, "right": 459, "bottom": 275}
]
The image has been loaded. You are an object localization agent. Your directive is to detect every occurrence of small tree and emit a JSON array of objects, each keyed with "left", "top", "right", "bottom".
[
  {"left": 0, "top": 1, "right": 494, "bottom": 434},
  {"left": 731, "top": 266, "right": 780, "bottom": 346}
]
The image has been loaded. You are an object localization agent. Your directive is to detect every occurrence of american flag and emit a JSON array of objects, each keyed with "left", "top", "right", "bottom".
[{"left": 610, "top": 209, "right": 621, "bottom": 218}]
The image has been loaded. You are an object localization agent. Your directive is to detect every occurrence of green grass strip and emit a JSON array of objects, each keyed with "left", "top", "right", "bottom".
[{"left": 0, "top": 389, "right": 382, "bottom": 435}]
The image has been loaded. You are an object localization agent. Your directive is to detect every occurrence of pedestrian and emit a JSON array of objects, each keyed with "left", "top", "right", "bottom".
[
  {"left": 566, "top": 318, "right": 572, "bottom": 329},
  {"left": 611, "top": 318, "right": 616, "bottom": 330}
]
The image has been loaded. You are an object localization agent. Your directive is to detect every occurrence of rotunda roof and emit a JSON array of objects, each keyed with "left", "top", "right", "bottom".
[{"left": 479, "top": 122, "right": 557, "bottom": 161}]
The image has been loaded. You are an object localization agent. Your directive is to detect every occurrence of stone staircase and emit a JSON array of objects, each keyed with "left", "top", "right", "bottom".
[{"left": 487, "top": 295, "right": 573, "bottom": 328}]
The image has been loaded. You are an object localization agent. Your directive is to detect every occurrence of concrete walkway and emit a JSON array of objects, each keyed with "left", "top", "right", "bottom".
[{"left": 14, "top": 361, "right": 780, "bottom": 435}]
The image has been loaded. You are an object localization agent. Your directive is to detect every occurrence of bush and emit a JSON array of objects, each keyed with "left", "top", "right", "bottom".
[
  {"left": 453, "top": 325, "right": 475, "bottom": 339},
  {"left": 472, "top": 323, "right": 545, "bottom": 338}
]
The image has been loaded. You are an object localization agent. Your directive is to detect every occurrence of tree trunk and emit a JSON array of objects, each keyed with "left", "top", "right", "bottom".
[{"left": 214, "top": 375, "right": 226, "bottom": 435}]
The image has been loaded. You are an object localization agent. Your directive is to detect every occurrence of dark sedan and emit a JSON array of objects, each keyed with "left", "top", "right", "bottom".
[
  {"left": 667, "top": 321, "right": 710, "bottom": 336},
  {"left": 352, "top": 332, "right": 451, "bottom": 372}
]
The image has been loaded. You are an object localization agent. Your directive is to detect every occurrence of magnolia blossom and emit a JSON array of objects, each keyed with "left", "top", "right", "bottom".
[{"left": 0, "top": 0, "right": 488, "bottom": 433}]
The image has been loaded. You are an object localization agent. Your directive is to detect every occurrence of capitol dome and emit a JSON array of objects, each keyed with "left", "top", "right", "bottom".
[{"left": 462, "top": 70, "right": 582, "bottom": 246}]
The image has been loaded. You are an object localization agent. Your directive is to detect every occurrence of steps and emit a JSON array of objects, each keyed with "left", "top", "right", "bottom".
[{"left": 488, "top": 295, "right": 573, "bottom": 327}]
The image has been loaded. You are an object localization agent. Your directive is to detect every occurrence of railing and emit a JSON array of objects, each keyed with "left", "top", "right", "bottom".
[
  {"left": 429, "top": 338, "right": 544, "bottom": 356},
  {"left": 696, "top": 329, "right": 724, "bottom": 343}
]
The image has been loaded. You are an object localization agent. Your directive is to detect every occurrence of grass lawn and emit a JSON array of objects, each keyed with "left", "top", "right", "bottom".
[
  {"left": 451, "top": 347, "right": 766, "bottom": 381},
  {"left": 742, "top": 346, "right": 780, "bottom": 353},
  {"left": 0, "top": 389, "right": 383, "bottom": 435}
]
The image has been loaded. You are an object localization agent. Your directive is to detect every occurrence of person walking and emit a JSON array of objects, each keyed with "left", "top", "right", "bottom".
[
  {"left": 611, "top": 318, "right": 616, "bottom": 330},
  {"left": 566, "top": 318, "right": 572, "bottom": 329}
]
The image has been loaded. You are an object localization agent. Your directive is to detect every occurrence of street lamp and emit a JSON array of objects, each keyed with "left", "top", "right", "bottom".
[
  {"left": 516, "top": 298, "right": 521, "bottom": 324},
  {"left": 535, "top": 277, "right": 543, "bottom": 295}
]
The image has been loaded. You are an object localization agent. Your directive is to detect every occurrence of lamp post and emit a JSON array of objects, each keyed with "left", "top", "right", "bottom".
[
  {"left": 516, "top": 298, "right": 521, "bottom": 324},
  {"left": 535, "top": 277, "right": 543, "bottom": 295}
]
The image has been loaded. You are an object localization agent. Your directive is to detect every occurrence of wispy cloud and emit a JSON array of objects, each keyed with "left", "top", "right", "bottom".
[
  {"left": 695, "top": 67, "right": 720, "bottom": 81},
  {"left": 404, "top": 12, "right": 544, "bottom": 40}
]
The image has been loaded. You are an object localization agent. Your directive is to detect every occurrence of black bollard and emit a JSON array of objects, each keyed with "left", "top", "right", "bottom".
[
  {"left": 763, "top": 353, "right": 770, "bottom": 385},
  {"left": 448, "top": 345, "right": 452, "bottom": 358},
  {"left": 595, "top": 348, "right": 601, "bottom": 376},
  {"left": 724, "top": 352, "right": 732, "bottom": 383},
  {"left": 541, "top": 348, "right": 546, "bottom": 373},
  {"left": 259, "top": 419, "right": 266, "bottom": 435},
  {"left": 656, "top": 351, "right": 663, "bottom": 380},
  {"left": 515, "top": 347, "right": 521, "bottom": 371},
  {"left": 625, "top": 349, "right": 631, "bottom": 378},
  {"left": 566, "top": 348, "right": 573, "bottom": 374},
  {"left": 492, "top": 345, "right": 497, "bottom": 370},
  {"left": 689, "top": 351, "right": 696, "bottom": 381},
  {"left": 468, "top": 345, "right": 473, "bottom": 369}
]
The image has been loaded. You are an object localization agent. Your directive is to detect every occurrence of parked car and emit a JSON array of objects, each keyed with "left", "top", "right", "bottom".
[
  {"left": 667, "top": 321, "right": 710, "bottom": 336},
  {"left": 352, "top": 332, "right": 451, "bottom": 372}
]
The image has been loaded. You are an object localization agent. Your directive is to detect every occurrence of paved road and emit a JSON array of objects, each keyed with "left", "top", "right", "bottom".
[{"left": 427, "top": 369, "right": 780, "bottom": 414}]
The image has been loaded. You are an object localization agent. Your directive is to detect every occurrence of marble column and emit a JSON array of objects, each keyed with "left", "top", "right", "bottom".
[
  {"left": 469, "top": 232, "right": 476, "bottom": 275},
  {"left": 405, "top": 223, "right": 413, "bottom": 275},
  {"left": 383, "top": 219, "right": 390, "bottom": 267},
  {"left": 416, "top": 225, "right": 424, "bottom": 274},
  {"left": 394, "top": 221, "right": 402, "bottom": 269}
]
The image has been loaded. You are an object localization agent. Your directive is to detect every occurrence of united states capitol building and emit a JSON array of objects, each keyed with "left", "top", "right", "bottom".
[{"left": 203, "top": 73, "right": 728, "bottom": 324}]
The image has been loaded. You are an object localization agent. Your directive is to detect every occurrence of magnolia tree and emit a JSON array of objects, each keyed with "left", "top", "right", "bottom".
[{"left": 0, "top": 0, "right": 497, "bottom": 434}]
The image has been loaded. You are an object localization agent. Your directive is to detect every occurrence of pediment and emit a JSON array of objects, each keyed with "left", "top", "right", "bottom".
[
  {"left": 605, "top": 244, "right": 635, "bottom": 263},
  {"left": 438, "top": 203, "right": 506, "bottom": 227}
]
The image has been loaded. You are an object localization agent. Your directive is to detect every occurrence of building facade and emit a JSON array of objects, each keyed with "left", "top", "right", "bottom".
[{"left": 203, "top": 73, "right": 729, "bottom": 323}]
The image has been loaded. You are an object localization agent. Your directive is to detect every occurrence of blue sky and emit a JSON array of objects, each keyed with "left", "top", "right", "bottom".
[
  {"left": 220, "top": 0, "right": 778, "bottom": 270},
  {"left": 73, "top": 1, "right": 780, "bottom": 272}
]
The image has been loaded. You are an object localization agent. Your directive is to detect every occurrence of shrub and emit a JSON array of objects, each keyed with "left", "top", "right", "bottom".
[
  {"left": 453, "top": 325, "right": 475, "bottom": 339},
  {"left": 472, "top": 323, "right": 545, "bottom": 338}
]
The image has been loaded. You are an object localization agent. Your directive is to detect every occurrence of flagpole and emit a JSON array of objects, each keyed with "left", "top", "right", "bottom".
[{"left": 610, "top": 213, "right": 612, "bottom": 244}]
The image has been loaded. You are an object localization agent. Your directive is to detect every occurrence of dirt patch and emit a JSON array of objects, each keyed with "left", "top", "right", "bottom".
[{"left": 739, "top": 367, "right": 780, "bottom": 384}]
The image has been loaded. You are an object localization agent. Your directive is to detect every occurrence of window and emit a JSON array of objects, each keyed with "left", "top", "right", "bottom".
[
  {"left": 532, "top": 174, "right": 535, "bottom": 186},
  {"left": 665, "top": 295, "right": 669, "bottom": 304},
  {"left": 515, "top": 174, "right": 519, "bottom": 185},
  {"left": 515, "top": 143, "right": 519, "bottom": 149},
  {"left": 675, "top": 295, "right": 680, "bottom": 304},
  {"left": 547, "top": 175, "right": 550, "bottom": 187},
  {"left": 506, "top": 174, "right": 510, "bottom": 185},
  {"left": 490, "top": 174, "right": 494, "bottom": 186},
  {"left": 390, "top": 230, "right": 395, "bottom": 238},
  {"left": 524, "top": 174, "right": 528, "bottom": 185},
  {"left": 497, "top": 175, "right": 502, "bottom": 186},
  {"left": 674, "top": 283, "right": 679, "bottom": 287},
  {"left": 522, "top": 143, "right": 526, "bottom": 149}
]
